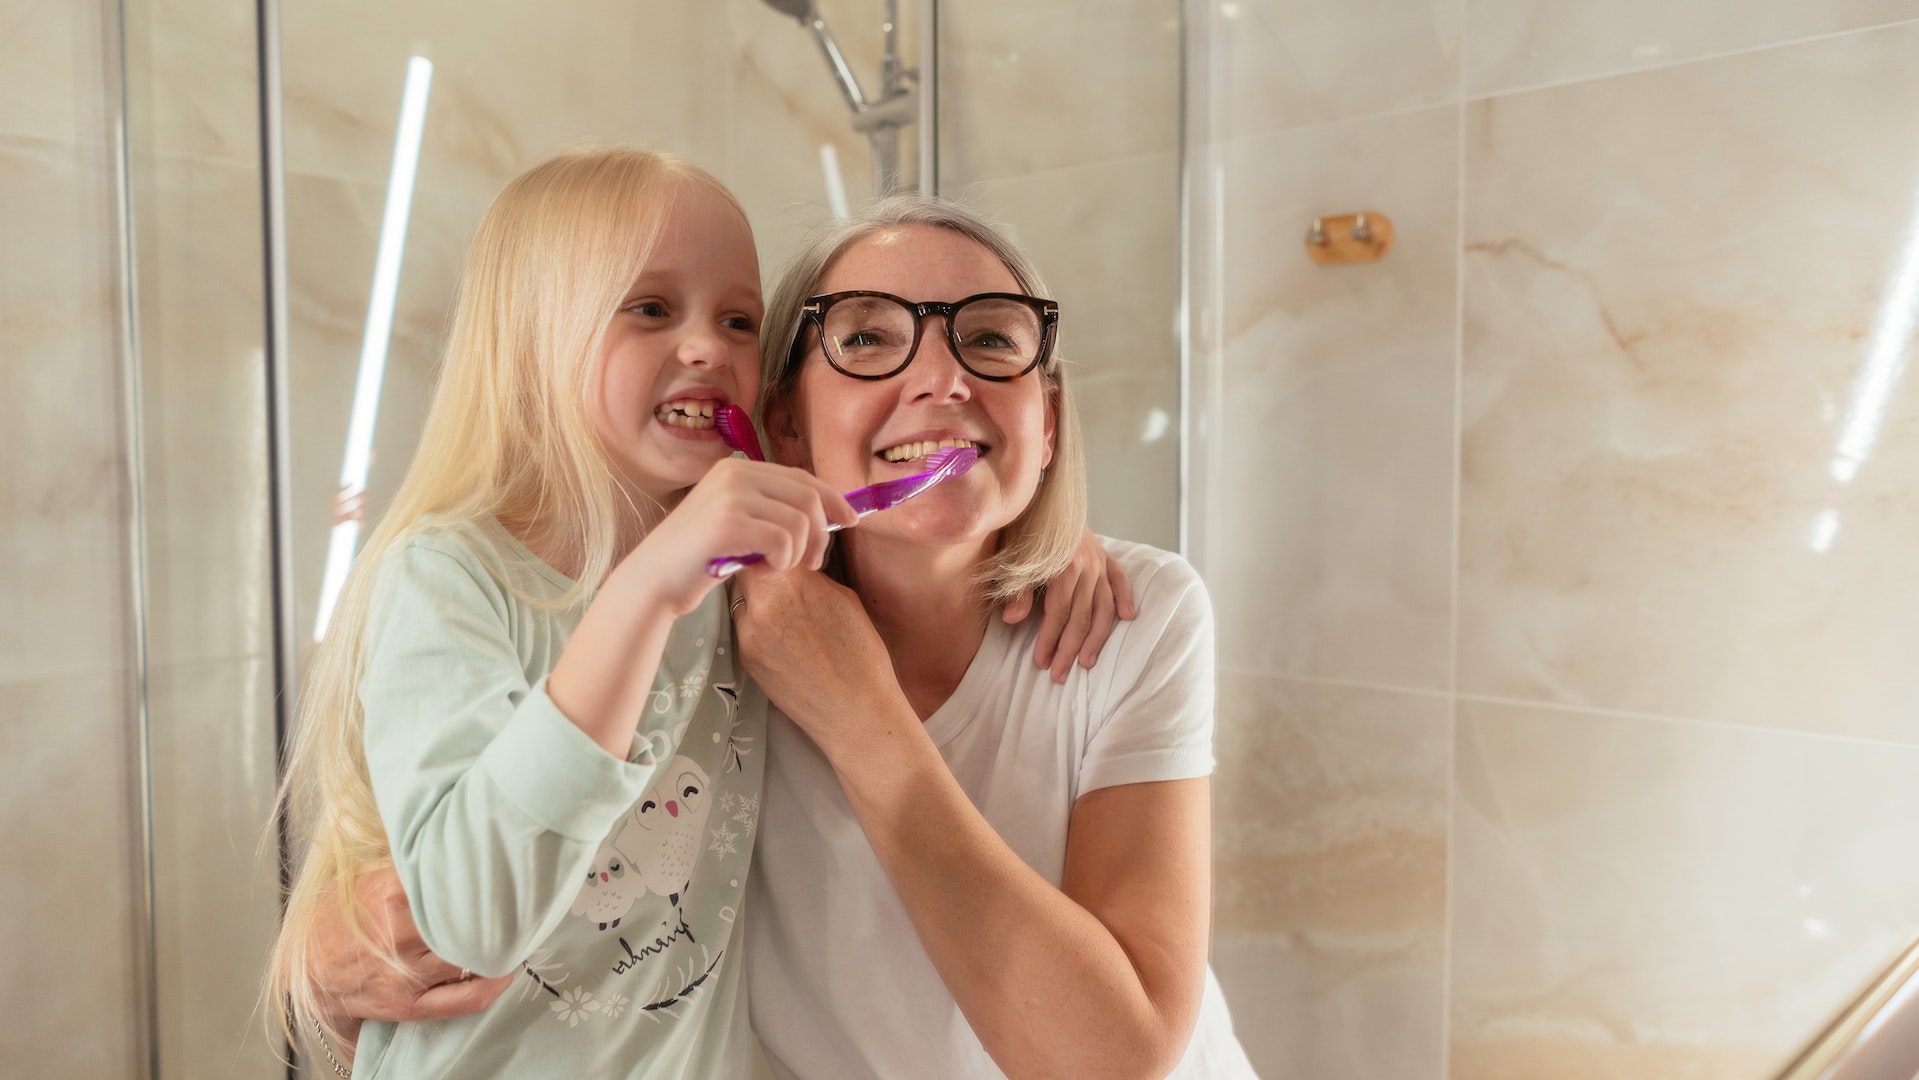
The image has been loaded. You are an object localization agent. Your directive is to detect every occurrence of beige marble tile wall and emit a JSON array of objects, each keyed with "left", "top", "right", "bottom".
[
  {"left": 938, "top": 0, "right": 1184, "bottom": 551},
  {"left": 1189, "top": 2, "right": 1919, "bottom": 1078},
  {"left": 1, "top": 0, "right": 146, "bottom": 1075}
]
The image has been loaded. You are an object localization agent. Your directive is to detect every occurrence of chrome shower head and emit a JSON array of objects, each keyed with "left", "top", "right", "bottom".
[{"left": 758, "top": 0, "right": 815, "bottom": 21}]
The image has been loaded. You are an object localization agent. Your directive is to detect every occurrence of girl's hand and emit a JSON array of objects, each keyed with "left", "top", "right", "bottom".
[
  {"left": 1001, "top": 528, "right": 1136, "bottom": 682},
  {"left": 626, "top": 457, "right": 858, "bottom": 615}
]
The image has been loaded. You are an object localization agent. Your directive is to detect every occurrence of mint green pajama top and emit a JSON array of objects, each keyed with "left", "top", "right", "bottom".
[{"left": 351, "top": 518, "right": 764, "bottom": 1079}]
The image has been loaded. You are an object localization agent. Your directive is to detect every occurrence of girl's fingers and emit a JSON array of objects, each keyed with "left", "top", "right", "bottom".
[
  {"left": 1075, "top": 570, "right": 1119, "bottom": 670},
  {"left": 1002, "top": 589, "right": 1035, "bottom": 624},
  {"left": 1049, "top": 571, "right": 1098, "bottom": 683},
  {"left": 1107, "top": 551, "right": 1138, "bottom": 621}
]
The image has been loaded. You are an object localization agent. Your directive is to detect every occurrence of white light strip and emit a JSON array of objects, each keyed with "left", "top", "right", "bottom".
[
  {"left": 1829, "top": 183, "right": 1919, "bottom": 484},
  {"left": 820, "top": 143, "right": 850, "bottom": 220},
  {"left": 315, "top": 55, "right": 432, "bottom": 641},
  {"left": 312, "top": 518, "right": 360, "bottom": 639}
]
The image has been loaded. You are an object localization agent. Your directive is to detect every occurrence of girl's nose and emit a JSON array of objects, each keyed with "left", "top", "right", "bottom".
[{"left": 678, "top": 326, "right": 726, "bottom": 368}]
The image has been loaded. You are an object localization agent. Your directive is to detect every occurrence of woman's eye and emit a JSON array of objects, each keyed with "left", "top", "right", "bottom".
[{"left": 966, "top": 331, "right": 1015, "bottom": 350}]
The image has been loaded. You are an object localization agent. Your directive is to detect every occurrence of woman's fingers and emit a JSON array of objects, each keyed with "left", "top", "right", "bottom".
[{"left": 408, "top": 972, "right": 513, "bottom": 1022}]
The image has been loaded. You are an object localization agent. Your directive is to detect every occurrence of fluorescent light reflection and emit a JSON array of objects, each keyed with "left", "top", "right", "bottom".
[
  {"left": 1807, "top": 507, "right": 1840, "bottom": 554},
  {"left": 315, "top": 55, "right": 433, "bottom": 641},
  {"left": 1828, "top": 183, "right": 1919, "bottom": 485},
  {"left": 1806, "top": 181, "right": 1919, "bottom": 553},
  {"left": 820, "top": 143, "right": 850, "bottom": 220}
]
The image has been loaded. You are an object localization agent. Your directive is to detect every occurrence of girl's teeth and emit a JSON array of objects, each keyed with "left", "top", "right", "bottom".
[
  {"left": 657, "top": 401, "right": 718, "bottom": 428},
  {"left": 880, "top": 438, "right": 977, "bottom": 462}
]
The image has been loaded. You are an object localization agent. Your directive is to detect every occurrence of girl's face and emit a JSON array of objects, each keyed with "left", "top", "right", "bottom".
[
  {"left": 771, "top": 224, "right": 1056, "bottom": 550},
  {"left": 593, "top": 184, "right": 762, "bottom": 504}
]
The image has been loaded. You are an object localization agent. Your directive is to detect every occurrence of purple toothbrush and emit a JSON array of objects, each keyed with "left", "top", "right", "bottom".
[
  {"left": 706, "top": 446, "right": 980, "bottom": 578},
  {"left": 716, "top": 404, "right": 767, "bottom": 462}
]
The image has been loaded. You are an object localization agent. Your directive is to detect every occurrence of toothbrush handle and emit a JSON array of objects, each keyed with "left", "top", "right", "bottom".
[{"left": 706, "top": 520, "right": 854, "bottom": 579}]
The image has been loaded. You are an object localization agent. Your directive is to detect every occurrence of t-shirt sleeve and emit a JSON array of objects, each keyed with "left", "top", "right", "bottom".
[
  {"left": 1078, "top": 545, "right": 1218, "bottom": 795},
  {"left": 358, "top": 536, "right": 657, "bottom": 975}
]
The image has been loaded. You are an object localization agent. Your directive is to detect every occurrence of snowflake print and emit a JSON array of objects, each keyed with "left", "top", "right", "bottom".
[
  {"left": 731, "top": 793, "right": 759, "bottom": 827},
  {"left": 600, "top": 993, "right": 631, "bottom": 1020},
  {"left": 708, "top": 824, "right": 740, "bottom": 857},
  {"left": 551, "top": 987, "right": 600, "bottom": 1027}
]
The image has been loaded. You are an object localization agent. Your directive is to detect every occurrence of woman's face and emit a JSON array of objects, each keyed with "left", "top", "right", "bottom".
[{"left": 773, "top": 224, "right": 1056, "bottom": 549}]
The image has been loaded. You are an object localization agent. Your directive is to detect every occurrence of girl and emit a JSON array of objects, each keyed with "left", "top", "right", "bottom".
[{"left": 265, "top": 146, "right": 857, "bottom": 1078}]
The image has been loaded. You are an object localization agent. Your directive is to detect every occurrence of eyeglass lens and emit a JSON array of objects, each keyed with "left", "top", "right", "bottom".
[{"left": 820, "top": 296, "right": 1045, "bottom": 378}]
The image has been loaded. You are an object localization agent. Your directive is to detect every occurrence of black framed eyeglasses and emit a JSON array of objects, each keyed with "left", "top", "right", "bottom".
[{"left": 788, "top": 290, "right": 1060, "bottom": 382}]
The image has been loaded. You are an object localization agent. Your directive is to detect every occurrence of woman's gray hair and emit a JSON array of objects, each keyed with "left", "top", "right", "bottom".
[{"left": 758, "top": 195, "right": 1088, "bottom": 603}]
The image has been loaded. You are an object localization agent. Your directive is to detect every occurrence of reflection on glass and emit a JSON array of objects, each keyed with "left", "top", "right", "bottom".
[{"left": 315, "top": 55, "right": 434, "bottom": 639}]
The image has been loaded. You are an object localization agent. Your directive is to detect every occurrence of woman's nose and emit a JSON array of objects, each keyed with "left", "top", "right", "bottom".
[{"left": 904, "top": 322, "right": 972, "bottom": 401}]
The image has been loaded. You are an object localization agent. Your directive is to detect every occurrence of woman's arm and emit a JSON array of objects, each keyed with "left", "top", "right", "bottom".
[
  {"left": 737, "top": 570, "right": 1210, "bottom": 1080},
  {"left": 307, "top": 866, "right": 512, "bottom": 1061}
]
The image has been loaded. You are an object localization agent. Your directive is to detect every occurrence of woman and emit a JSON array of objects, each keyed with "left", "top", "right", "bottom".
[
  {"left": 734, "top": 196, "right": 1254, "bottom": 1079},
  {"left": 311, "top": 196, "right": 1253, "bottom": 1078}
]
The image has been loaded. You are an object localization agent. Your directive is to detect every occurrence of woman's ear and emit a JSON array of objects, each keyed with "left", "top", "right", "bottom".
[
  {"left": 763, "top": 395, "right": 812, "bottom": 471},
  {"left": 1040, "top": 384, "right": 1058, "bottom": 471}
]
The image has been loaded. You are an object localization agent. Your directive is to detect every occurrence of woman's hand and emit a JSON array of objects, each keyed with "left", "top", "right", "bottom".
[
  {"left": 312, "top": 865, "right": 510, "bottom": 1043},
  {"left": 1002, "top": 527, "right": 1137, "bottom": 682},
  {"left": 625, "top": 457, "right": 859, "bottom": 616},
  {"left": 733, "top": 569, "right": 911, "bottom": 745}
]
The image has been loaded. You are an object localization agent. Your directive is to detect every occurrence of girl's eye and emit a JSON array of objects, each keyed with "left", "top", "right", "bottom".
[
  {"left": 629, "top": 300, "right": 668, "bottom": 318},
  {"left": 724, "top": 315, "right": 757, "bottom": 333}
]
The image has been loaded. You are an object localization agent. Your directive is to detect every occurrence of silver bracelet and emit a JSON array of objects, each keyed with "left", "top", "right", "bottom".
[{"left": 312, "top": 1018, "right": 352, "bottom": 1079}]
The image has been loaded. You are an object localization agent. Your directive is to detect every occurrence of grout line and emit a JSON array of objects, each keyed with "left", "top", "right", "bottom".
[
  {"left": 1223, "top": 667, "right": 1919, "bottom": 753},
  {"left": 1460, "top": 15, "right": 1919, "bottom": 104},
  {"left": 1441, "top": 42, "right": 1470, "bottom": 1077},
  {"left": 1208, "top": 13, "right": 1919, "bottom": 153}
]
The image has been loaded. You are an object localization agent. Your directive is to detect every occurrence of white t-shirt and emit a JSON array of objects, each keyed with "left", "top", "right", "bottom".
[{"left": 746, "top": 537, "right": 1259, "bottom": 1079}]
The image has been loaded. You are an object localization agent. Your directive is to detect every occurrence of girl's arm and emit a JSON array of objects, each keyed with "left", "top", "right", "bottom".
[
  {"left": 546, "top": 457, "right": 856, "bottom": 755},
  {"left": 365, "top": 459, "right": 853, "bottom": 974},
  {"left": 736, "top": 567, "right": 1211, "bottom": 1080}
]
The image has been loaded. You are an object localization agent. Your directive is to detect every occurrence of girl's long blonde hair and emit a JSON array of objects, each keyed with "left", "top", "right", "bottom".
[
  {"left": 758, "top": 195, "right": 1088, "bottom": 602},
  {"left": 263, "top": 146, "right": 748, "bottom": 1055}
]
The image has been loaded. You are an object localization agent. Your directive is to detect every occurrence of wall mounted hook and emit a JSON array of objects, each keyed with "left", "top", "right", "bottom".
[{"left": 1303, "top": 210, "right": 1393, "bottom": 266}]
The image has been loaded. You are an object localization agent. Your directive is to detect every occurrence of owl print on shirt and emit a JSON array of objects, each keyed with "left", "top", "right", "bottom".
[{"left": 569, "top": 755, "right": 713, "bottom": 930}]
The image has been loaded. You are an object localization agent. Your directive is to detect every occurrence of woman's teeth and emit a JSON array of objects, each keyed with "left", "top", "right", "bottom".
[
  {"left": 657, "top": 400, "right": 717, "bottom": 429},
  {"left": 879, "top": 437, "right": 978, "bottom": 463}
]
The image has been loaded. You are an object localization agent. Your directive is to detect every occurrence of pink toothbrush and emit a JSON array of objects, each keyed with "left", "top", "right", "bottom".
[
  {"left": 716, "top": 404, "right": 767, "bottom": 462},
  {"left": 706, "top": 446, "right": 980, "bottom": 578}
]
